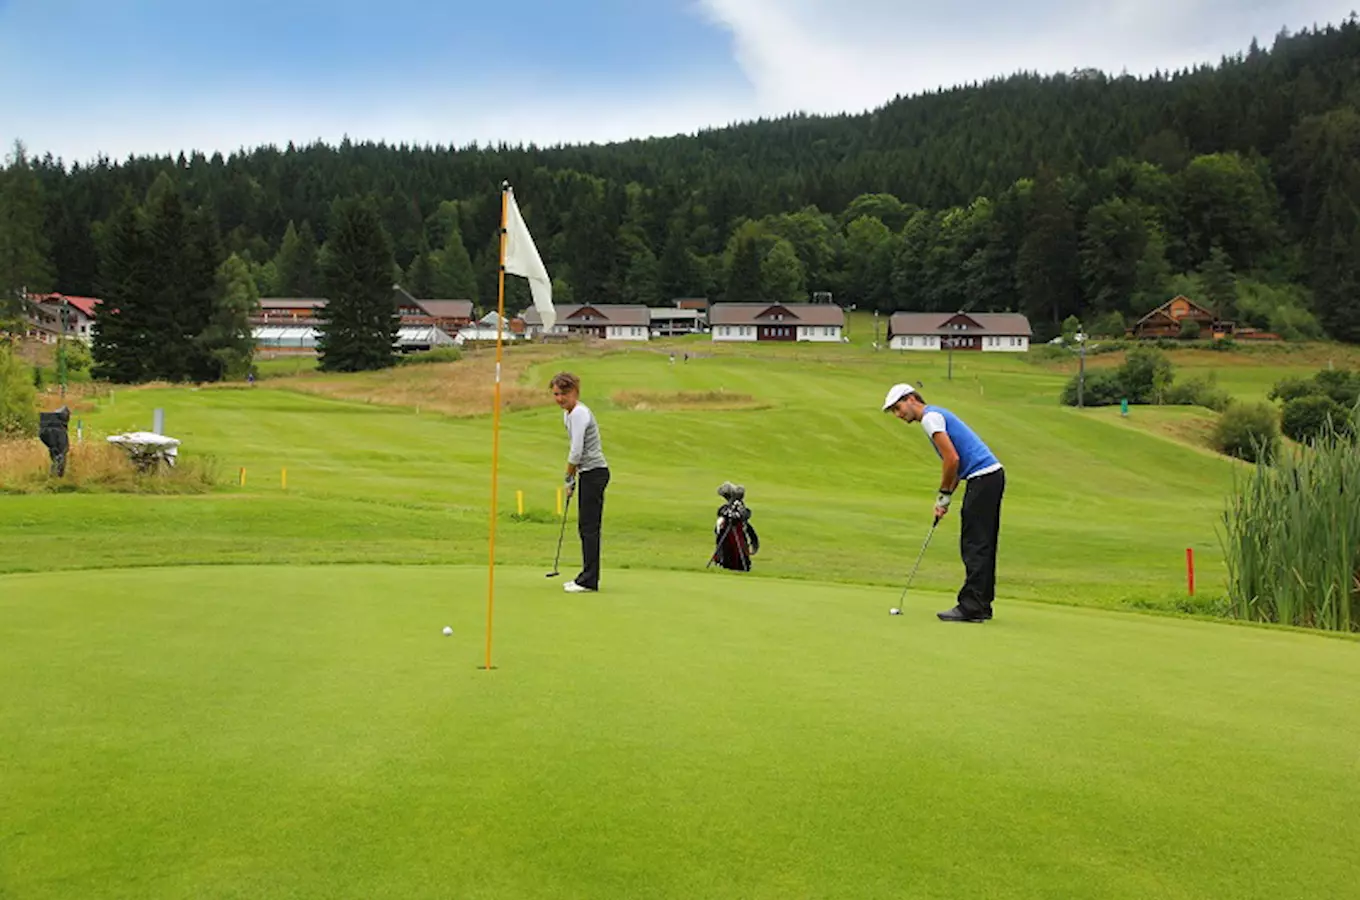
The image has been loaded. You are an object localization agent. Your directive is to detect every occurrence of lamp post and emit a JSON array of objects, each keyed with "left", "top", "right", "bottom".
[
  {"left": 57, "top": 296, "right": 69, "bottom": 397},
  {"left": 873, "top": 310, "right": 880, "bottom": 350},
  {"left": 1075, "top": 327, "right": 1087, "bottom": 408}
]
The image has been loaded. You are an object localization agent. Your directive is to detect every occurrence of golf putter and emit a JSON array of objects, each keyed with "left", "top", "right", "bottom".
[
  {"left": 545, "top": 490, "right": 574, "bottom": 577},
  {"left": 896, "top": 515, "right": 940, "bottom": 607}
]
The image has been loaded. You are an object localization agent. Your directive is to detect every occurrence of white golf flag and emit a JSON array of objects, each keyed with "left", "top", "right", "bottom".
[{"left": 503, "top": 190, "right": 555, "bottom": 333}]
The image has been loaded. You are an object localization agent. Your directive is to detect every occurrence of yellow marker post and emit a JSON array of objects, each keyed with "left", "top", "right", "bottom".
[
  {"left": 238, "top": 467, "right": 246, "bottom": 487},
  {"left": 282, "top": 467, "right": 288, "bottom": 490},
  {"left": 556, "top": 487, "right": 564, "bottom": 516},
  {"left": 516, "top": 490, "right": 524, "bottom": 516}
]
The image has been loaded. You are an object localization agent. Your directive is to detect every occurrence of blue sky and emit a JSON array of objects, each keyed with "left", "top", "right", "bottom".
[{"left": 1, "top": 0, "right": 1354, "bottom": 163}]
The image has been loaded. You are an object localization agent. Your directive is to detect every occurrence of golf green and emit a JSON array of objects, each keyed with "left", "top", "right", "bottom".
[{"left": 3, "top": 565, "right": 1355, "bottom": 899}]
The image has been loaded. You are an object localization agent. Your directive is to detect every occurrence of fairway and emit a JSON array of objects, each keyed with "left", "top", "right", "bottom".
[
  {"left": 3, "top": 565, "right": 1356, "bottom": 899},
  {"left": 5, "top": 342, "right": 1359, "bottom": 898}
]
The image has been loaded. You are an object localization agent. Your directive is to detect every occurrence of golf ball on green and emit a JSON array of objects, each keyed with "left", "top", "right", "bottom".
[
  {"left": 442, "top": 626, "right": 453, "bottom": 636},
  {"left": 889, "top": 608, "right": 901, "bottom": 616}
]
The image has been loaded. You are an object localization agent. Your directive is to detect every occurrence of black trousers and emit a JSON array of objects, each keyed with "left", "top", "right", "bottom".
[
  {"left": 957, "top": 468, "right": 1005, "bottom": 617},
  {"left": 575, "top": 467, "right": 610, "bottom": 589}
]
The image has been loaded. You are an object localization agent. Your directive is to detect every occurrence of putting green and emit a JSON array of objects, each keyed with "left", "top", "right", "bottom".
[{"left": 3, "top": 564, "right": 1355, "bottom": 899}]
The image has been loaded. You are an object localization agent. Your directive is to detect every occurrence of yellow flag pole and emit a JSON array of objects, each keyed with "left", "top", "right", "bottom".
[{"left": 484, "top": 182, "right": 509, "bottom": 671}]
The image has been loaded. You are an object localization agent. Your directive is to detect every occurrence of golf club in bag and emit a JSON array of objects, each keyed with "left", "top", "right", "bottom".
[
  {"left": 709, "top": 481, "right": 760, "bottom": 571},
  {"left": 546, "top": 489, "right": 575, "bottom": 578},
  {"left": 892, "top": 514, "right": 940, "bottom": 613}
]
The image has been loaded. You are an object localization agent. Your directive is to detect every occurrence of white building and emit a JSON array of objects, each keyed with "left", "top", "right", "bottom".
[
  {"left": 455, "top": 312, "right": 521, "bottom": 345},
  {"left": 709, "top": 303, "right": 845, "bottom": 343},
  {"left": 887, "top": 312, "right": 1032, "bottom": 352},
  {"left": 520, "top": 304, "right": 651, "bottom": 341},
  {"left": 649, "top": 307, "right": 707, "bottom": 337}
]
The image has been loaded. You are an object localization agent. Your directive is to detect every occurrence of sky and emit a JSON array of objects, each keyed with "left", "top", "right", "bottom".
[{"left": 0, "top": 0, "right": 1354, "bottom": 164}]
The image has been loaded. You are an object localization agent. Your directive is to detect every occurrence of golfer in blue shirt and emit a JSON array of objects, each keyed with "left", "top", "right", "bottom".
[{"left": 883, "top": 383, "right": 1006, "bottom": 622}]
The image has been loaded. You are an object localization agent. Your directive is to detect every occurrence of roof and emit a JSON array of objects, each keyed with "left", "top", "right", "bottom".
[
  {"left": 649, "top": 309, "right": 706, "bottom": 322},
  {"left": 1134, "top": 295, "right": 1218, "bottom": 326},
  {"left": 259, "top": 297, "right": 328, "bottom": 310},
  {"left": 415, "top": 299, "right": 475, "bottom": 320},
  {"left": 33, "top": 293, "right": 103, "bottom": 318},
  {"left": 888, "top": 311, "right": 1033, "bottom": 337},
  {"left": 709, "top": 303, "right": 845, "bottom": 327},
  {"left": 521, "top": 304, "right": 651, "bottom": 328}
]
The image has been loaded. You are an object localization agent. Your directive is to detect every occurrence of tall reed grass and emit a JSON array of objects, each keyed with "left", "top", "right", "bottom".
[
  {"left": 0, "top": 439, "right": 218, "bottom": 494},
  {"left": 1219, "top": 418, "right": 1359, "bottom": 632}
]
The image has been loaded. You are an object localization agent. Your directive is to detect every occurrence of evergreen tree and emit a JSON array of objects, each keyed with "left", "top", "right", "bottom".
[
  {"left": 725, "top": 231, "right": 763, "bottom": 302},
  {"left": 428, "top": 217, "right": 479, "bottom": 300},
  {"left": 272, "top": 219, "right": 319, "bottom": 296},
  {"left": 1016, "top": 171, "right": 1080, "bottom": 327},
  {"left": 1310, "top": 185, "right": 1360, "bottom": 342},
  {"left": 404, "top": 242, "right": 436, "bottom": 298},
  {"left": 1199, "top": 244, "right": 1238, "bottom": 319},
  {"left": 91, "top": 196, "right": 152, "bottom": 383},
  {"left": 198, "top": 253, "right": 259, "bottom": 380},
  {"left": 317, "top": 197, "right": 399, "bottom": 372},
  {"left": 0, "top": 141, "right": 52, "bottom": 328},
  {"left": 658, "top": 218, "right": 700, "bottom": 300}
]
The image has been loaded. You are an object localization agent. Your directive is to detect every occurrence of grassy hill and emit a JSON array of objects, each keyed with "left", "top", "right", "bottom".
[{"left": 3, "top": 340, "right": 1358, "bottom": 898}]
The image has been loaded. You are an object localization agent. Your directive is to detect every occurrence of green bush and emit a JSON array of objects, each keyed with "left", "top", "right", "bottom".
[
  {"left": 1060, "top": 369, "right": 1124, "bottom": 406},
  {"left": 1213, "top": 401, "right": 1280, "bottom": 463},
  {"left": 1120, "top": 347, "right": 1174, "bottom": 404},
  {"left": 1088, "top": 311, "right": 1126, "bottom": 339},
  {"left": 1, "top": 346, "right": 38, "bottom": 438},
  {"left": 1179, "top": 318, "right": 1201, "bottom": 340},
  {"left": 1313, "top": 369, "right": 1360, "bottom": 407},
  {"left": 1269, "top": 376, "right": 1315, "bottom": 403},
  {"left": 1281, "top": 395, "right": 1353, "bottom": 444},
  {"left": 1165, "top": 374, "right": 1231, "bottom": 412},
  {"left": 1270, "top": 368, "right": 1360, "bottom": 408}
]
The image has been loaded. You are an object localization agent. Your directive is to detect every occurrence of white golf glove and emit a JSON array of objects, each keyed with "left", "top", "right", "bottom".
[{"left": 935, "top": 490, "right": 953, "bottom": 511}]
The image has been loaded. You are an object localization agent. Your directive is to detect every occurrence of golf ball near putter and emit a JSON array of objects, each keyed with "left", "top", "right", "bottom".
[
  {"left": 442, "top": 626, "right": 453, "bottom": 636},
  {"left": 889, "top": 608, "right": 902, "bottom": 616}
]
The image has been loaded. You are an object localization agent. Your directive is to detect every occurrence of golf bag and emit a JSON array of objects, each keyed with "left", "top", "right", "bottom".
[
  {"left": 38, "top": 406, "right": 71, "bottom": 478},
  {"left": 711, "top": 482, "right": 759, "bottom": 571}
]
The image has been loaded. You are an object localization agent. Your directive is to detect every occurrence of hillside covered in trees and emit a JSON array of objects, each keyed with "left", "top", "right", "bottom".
[{"left": 2, "top": 16, "right": 1359, "bottom": 364}]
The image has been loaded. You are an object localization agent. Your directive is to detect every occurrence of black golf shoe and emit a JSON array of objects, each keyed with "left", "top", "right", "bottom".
[{"left": 937, "top": 606, "right": 987, "bottom": 623}]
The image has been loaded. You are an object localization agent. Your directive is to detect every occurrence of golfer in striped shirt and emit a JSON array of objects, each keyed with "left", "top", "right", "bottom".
[{"left": 551, "top": 372, "right": 611, "bottom": 593}]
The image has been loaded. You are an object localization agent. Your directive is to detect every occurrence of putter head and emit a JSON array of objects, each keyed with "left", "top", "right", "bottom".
[{"left": 545, "top": 571, "right": 561, "bottom": 578}]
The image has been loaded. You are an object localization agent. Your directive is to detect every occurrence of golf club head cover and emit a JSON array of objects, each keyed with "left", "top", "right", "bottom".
[{"left": 717, "top": 481, "right": 736, "bottom": 500}]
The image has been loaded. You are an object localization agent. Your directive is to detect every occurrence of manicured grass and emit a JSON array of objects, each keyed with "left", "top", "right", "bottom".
[
  {"left": 2, "top": 565, "right": 1356, "bottom": 899},
  {"left": 5, "top": 341, "right": 1358, "bottom": 897},
  {"left": 1, "top": 347, "right": 1243, "bottom": 611}
]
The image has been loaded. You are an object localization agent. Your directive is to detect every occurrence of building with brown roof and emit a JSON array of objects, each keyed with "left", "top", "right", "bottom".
[
  {"left": 520, "top": 304, "right": 652, "bottom": 341},
  {"left": 887, "top": 311, "right": 1032, "bottom": 352},
  {"left": 709, "top": 303, "right": 845, "bottom": 343}
]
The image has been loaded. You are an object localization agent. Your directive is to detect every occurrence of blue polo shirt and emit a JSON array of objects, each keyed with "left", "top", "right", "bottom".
[{"left": 921, "top": 405, "right": 1002, "bottom": 480}]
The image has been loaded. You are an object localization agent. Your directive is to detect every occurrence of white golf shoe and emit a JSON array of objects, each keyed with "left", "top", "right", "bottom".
[{"left": 563, "top": 581, "right": 595, "bottom": 593}]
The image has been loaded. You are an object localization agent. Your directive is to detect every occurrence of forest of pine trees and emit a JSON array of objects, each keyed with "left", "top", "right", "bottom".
[{"left": 2, "top": 18, "right": 1359, "bottom": 382}]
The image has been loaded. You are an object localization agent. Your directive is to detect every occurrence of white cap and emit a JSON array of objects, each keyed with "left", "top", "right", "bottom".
[{"left": 882, "top": 382, "right": 918, "bottom": 411}]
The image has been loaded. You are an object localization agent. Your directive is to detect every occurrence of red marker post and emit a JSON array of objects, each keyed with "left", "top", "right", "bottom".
[{"left": 1186, "top": 548, "right": 1195, "bottom": 596}]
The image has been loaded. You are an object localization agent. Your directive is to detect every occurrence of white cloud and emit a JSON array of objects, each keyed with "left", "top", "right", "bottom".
[{"left": 697, "top": 0, "right": 1355, "bottom": 116}]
